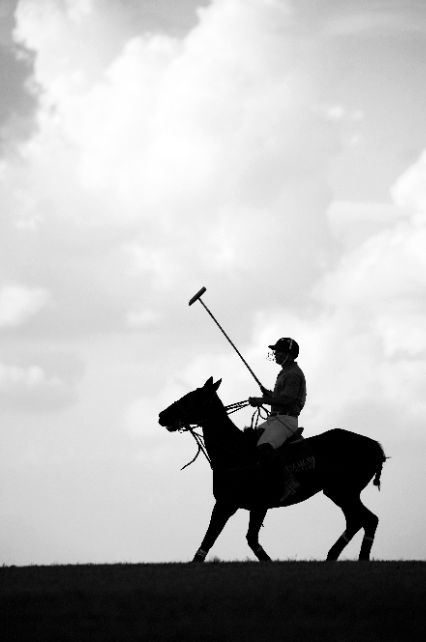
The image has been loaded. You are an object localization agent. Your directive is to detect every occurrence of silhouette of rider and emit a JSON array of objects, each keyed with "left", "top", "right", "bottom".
[{"left": 249, "top": 337, "right": 306, "bottom": 501}]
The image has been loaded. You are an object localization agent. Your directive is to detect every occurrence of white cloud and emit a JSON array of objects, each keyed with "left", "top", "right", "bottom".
[
  {"left": 8, "top": 0, "right": 421, "bottom": 429},
  {"left": 0, "top": 360, "right": 78, "bottom": 410},
  {"left": 0, "top": 362, "right": 46, "bottom": 386},
  {"left": 273, "top": 150, "right": 426, "bottom": 437},
  {"left": 0, "top": 283, "right": 51, "bottom": 327},
  {"left": 392, "top": 149, "right": 426, "bottom": 219},
  {"left": 317, "top": 223, "right": 425, "bottom": 319},
  {"left": 327, "top": 201, "right": 404, "bottom": 249},
  {"left": 0, "top": 0, "right": 343, "bottom": 345}
]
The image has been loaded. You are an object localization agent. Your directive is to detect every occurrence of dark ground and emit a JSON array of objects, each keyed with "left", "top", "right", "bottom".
[{"left": 1, "top": 561, "right": 425, "bottom": 641}]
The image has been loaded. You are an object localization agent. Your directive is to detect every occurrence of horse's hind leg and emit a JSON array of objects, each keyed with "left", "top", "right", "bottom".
[
  {"left": 326, "top": 494, "right": 378, "bottom": 561},
  {"left": 326, "top": 495, "right": 364, "bottom": 561},
  {"left": 247, "top": 507, "right": 271, "bottom": 562},
  {"left": 359, "top": 504, "right": 379, "bottom": 561}
]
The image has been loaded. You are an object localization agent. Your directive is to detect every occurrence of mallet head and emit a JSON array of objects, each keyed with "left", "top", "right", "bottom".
[{"left": 189, "top": 286, "right": 207, "bottom": 306}]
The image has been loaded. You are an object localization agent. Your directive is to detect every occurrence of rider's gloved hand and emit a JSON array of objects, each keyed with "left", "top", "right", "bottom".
[
  {"left": 249, "top": 397, "right": 264, "bottom": 407},
  {"left": 260, "top": 386, "right": 272, "bottom": 396}
]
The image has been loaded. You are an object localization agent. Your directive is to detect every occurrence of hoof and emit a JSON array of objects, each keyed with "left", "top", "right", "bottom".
[
  {"left": 253, "top": 546, "right": 272, "bottom": 562},
  {"left": 192, "top": 548, "right": 207, "bottom": 563}
]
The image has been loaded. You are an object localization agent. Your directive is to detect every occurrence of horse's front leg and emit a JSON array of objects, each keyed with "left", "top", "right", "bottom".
[
  {"left": 193, "top": 500, "right": 238, "bottom": 562},
  {"left": 247, "top": 506, "right": 272, "bottom": 562}
]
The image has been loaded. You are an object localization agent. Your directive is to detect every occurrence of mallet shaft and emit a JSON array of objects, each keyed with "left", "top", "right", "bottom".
[{"left": 189, "top": 287, "right": 263, "bottom": 390}]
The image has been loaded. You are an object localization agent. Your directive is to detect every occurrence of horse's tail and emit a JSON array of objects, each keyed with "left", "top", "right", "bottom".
[{"left": 372, "top": 443, "right": 387, "bottom": 491}]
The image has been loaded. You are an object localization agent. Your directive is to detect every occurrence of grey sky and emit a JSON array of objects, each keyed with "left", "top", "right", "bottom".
[{"left": 0, "top": 0, "right": 425, "bottom": 564}]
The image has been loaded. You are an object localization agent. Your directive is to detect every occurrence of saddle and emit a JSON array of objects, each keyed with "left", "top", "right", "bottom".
[
  {"left": 214, "top": 428, "right": 315, "bottom": 506},
  {"left": 277, "top": 430, "right": 315, "bottom": 472},
  {"left": 225, "top": 428, "right": 314, "bottom": 478}
]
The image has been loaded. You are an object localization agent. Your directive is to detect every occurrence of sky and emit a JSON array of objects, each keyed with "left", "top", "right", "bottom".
[{"left": 0, "top": 0, "right": 425, "bottom": 565}]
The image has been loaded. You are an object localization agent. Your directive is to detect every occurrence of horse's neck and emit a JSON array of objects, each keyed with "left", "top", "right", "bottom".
[{"left": 200, "top": 403, "right": 244, "bottom": 467}]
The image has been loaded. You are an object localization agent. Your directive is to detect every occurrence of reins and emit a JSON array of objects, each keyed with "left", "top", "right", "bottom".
[
  {"left": 249, "top": 404, "right": 270, "bottom": 429},
  {"left": 180, "top": 400, "right": 270, "bottom": 471},
  {"left": 225, "top": 400, "right": 250, "bottom": 414},
  {"left": 181, "top": 427, "right": 212, "bottom": 471}
]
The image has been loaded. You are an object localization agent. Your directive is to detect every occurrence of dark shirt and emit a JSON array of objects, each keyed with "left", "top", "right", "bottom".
[{"left": 271, "top": 361, "right": 306, "bottom": 416}]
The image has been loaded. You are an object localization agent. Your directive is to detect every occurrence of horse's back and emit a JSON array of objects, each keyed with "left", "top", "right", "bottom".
[
  {"left": 304, "top": 428, "right": 385, "bottom": 495},
  {"left": 307, "top": 428, "right": 384, "bottom": 459}
]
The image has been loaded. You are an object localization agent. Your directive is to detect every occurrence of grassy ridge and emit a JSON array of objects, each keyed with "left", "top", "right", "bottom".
[{"left": 1, "top": 562, "right": 425, "bottom": 641}]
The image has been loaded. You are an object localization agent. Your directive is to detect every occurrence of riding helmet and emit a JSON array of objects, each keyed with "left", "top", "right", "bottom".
[{"left": 268, "top": 337, "right": 299, "bottom": 358}]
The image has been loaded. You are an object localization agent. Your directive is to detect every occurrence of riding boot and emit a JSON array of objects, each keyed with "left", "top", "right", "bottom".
[
  {"left": 256, "top": 443, "right": 281, "bottom": 498},
  {"left": 279, "top": 469, "right": 300, "bottom": 502}
]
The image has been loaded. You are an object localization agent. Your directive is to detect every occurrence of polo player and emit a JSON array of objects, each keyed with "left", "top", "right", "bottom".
[{"left": 249, "top": 337, "right": 307, "bottom": 501}]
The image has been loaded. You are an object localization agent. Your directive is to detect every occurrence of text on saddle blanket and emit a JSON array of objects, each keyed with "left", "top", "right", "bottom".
[{"left": 278, "top": 437, "right": 316, "bottom": 473}]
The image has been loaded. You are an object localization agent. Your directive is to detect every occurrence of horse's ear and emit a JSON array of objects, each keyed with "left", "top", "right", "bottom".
[
  {"left": 213, "top": 378, "right": 222, "bottom": 391},
  {"left": 203, "top": 377, "right": 221, "bottom": 391}
]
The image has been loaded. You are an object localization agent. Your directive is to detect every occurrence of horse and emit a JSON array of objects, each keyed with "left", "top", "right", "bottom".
[{"left": 158, "top": 377, "right": 386, "bottom": 563}]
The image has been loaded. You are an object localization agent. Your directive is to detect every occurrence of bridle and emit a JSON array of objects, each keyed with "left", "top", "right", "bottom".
[
  {"left": 180, "top": 427, "right": 212, "bottom": 470},
  {"left": 179, "top": 399, "right": 270, "bottom": 471}
]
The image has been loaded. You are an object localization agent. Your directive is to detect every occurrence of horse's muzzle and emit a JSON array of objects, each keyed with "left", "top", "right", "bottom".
[
  {"left": 158, "top": 413, "right": 181, "bottom": 432},
  {"left": 158, "top": 412, "right": 168, "bottom": 427}
]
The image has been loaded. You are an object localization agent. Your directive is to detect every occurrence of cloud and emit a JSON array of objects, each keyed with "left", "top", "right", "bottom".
[
  {"left": 324, "top": 3, "right": 426, "bottom": 38},
  {"left": 0, "top": 283, "right": 51, "bottom": 327},
  {"left": 2, "top": 0, "right": 423, "bottom": 430},
  {"left": 0, "top": 359, "right": 79, "bottom": 410},
  {"left": 5, "top": 0, "right": 421, "bottom": 426},
  {"left": 295, "top": 149, "right": 426, "bottom": 438},
  {"left": 0, "top": 0, "right": 424, "bottom": 565},
  {"left": 1, "top": 0, "right": 334, "bottom": 431},
  {"left": 327, "top": 201, "right": 403, "bottom": 250},
  {"left": 392, "top": 148, "right": 426, "bottom": 218}
]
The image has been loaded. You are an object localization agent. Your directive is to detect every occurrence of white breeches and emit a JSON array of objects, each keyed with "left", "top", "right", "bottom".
[{"left": 256, "top": 414, "right": 298, "bottom": 450}]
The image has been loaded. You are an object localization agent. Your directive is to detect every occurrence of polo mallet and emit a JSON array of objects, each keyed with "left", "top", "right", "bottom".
[{"left": 188, "top": 287, "right": 264, "bottom": 391}]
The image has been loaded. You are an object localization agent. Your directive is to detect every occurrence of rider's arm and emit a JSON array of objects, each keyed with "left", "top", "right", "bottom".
[
  {"left": 248, "top": 393, "right": 294, "bottom": 408},
  {"left": 250, "top": 373, "right": 304, "bottom": 409},
  {"left": 261, "top": 392, "right": 295, "bottom": 410}
]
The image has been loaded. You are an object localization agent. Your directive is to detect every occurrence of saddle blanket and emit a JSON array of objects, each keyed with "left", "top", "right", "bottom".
[{"left": 278, "top": 439, "right": 316, "bottom": 473}]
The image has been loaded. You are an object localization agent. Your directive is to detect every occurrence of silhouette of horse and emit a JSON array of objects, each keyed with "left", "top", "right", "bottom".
[{"left": 158, "top": 377, "right": 386, "bottom": 562}]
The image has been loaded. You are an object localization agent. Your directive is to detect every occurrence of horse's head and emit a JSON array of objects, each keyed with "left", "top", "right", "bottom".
[{"left": 158, "top": 377, "right": 222, "bottom": 432}]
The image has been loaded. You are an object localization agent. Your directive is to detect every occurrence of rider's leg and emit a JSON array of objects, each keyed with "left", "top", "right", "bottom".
[
  {"left": 256, "top": 419, "right": 300, "bottom": 501},
  {"left": 256, "top": 442, "right": 277, "bottom": 464},
  {"left": 279, "top": 468, "right": 300, "bottom": 501}
]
